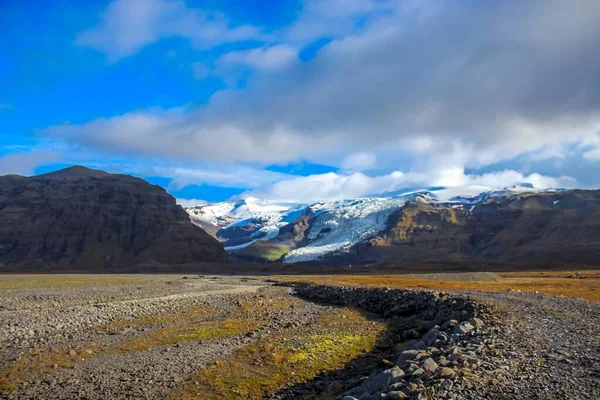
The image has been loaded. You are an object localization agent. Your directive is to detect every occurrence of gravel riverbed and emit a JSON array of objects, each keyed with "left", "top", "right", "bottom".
[{"left": 0, "top": 275, "right": 598, "bottom": 400}]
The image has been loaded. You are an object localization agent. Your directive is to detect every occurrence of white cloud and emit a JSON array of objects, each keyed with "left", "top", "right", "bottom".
[
  {"left": 251, "top": 167, "right": 574, "bottom": 203},
  {"left": 49, "top": 0, "right": 600, "bottom": 196},
  {"left": 176, "top": 198, "right": 206, "bottom": 207},
  {"left": 216, "top": 45, "right": 297, "bottom": 70},
  {"left": 581, "top": 133, "right": 600, "bottom": 162},
  {"left": 76, "top": 0, "right": 262, "bottom": 61},
  {"left": 61, "top": 0, "right": 600, "bottom": 170},
  {"left": 146, "top": 164, "right": 289, "bottom": 190},
  {"left": 47, "top": 108, "right": 343, "bottom": 163},
  {"left": 191, "top": 62, "right": 211, "bottom": 79},
  {"left": 341, "top": 152, "right": 376, "bottom": 171},
  {"left": 0, "top": 151, "right": 62, "bottom": 176}
]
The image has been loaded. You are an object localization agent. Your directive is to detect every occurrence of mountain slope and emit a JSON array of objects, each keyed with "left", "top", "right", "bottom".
[
  {"left": 0, "top": 166, "right": 229, "bottom": 270},
  {"left": 186, "top": 186, "right": 600, "bottom": 265}
]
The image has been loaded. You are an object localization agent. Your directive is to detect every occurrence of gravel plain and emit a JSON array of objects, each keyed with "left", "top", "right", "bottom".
[{"left": 0, "top": 274, "right": 598, "bottom": 400}]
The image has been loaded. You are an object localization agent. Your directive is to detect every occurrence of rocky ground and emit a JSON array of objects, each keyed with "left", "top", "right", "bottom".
[{"left": 0, "top": 275, "right": 598, "bottom": 399}]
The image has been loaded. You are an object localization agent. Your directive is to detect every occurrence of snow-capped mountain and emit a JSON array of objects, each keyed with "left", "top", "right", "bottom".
[{"left": 185, "top": 185, "right": 560, "bottom": 263}]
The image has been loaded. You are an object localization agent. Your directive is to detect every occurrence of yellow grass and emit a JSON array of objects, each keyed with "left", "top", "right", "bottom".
[
  {"left": 282, "top": 270, "right": 600, "bottom": 302},
  {"left": 0, "top": 274, "right": 146, "bottom": 289},
  {"left": 172, "top": 308, "right": 386, "bottom": 400},
  {"left": 0, "top": 346, "right": 98, "bottom": 393}
]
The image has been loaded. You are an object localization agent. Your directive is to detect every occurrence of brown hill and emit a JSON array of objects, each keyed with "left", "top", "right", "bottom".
[
  {"left": 0, "top": 166, "right": 229, "bottom": 270},
  {"left": 345, "top": 190, "right": 600, "bottom": 265}
]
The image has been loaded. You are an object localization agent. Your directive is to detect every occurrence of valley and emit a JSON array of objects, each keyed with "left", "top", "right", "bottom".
[{"left": 1, "top": 273, "right": 598, "bottom": 399}]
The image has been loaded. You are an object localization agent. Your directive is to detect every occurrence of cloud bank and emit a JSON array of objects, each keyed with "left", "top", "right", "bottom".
[{"left": 46, "top": 0, "right": 600, "bottom": 200}]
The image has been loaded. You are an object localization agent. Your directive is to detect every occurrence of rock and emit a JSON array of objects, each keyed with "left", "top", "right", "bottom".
[
  {"left": 469, "top": 317, "right": 484, "bottom": 328},
  {"left": 411, "top": 368, "right": 425, "bottom": 377},
  {"left": 439, "top": 367, "right": 456, "bottom": 378},
  {"left": 423, "top": 328, "right": 440, "bottom": 345},
  {"left": 341, "top": 397, "right": 358, "bottom": 400},
  {"left": 421, "top": 358, "right": 438, "bottom": 373},
  {"left": 368, "top": 366, "right": 405, "bottom": 392},
  {"left": 387, "top": 391, "right": 408, "bottom": 399},
  {"left": 453, "top": 322, "right": 474, "bottom": 335},
  {"left": 68, "top": 349, "right": 77, "bottom": 357},
  {"left": 396, "top": 350, "right": 421, "bottom": 366},
  {"left": 441, "top": 319, "right": 458, "bottom": 330}
]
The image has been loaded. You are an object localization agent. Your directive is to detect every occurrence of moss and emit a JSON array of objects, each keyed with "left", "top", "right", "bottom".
[
  {"left": 0, "top": 345, "right": 99, "bottom": 394},
  {"left": 172, "top": 308, "right": 386, "bottom": 400},
  {"left": 234, "top": 243, "right": 290, "bottom": 262},
  {"left": 0, "top": 276, "right": 145, "bottom": 289},
  {"left": 175, "top": 319, "right": 264, "bottom": 341}
]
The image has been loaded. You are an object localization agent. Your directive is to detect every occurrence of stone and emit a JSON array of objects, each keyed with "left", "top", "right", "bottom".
[
  {"left": 396, "top": 349, "right": 421, "bottom": 366},
  {"left": 439, "top": 367, "right": 456, "bottom": 378},
  {"left": 469, "top": 317, "right": 485, "bottom": 328},
  {"left": 387, "top": 391, "right": 408, "bottom": 399},
  {"left": 423, "top": 328, "right": 440, "bottom": 345},
  {"left": 368, "top": 366, "right": 405, "bottom": 392},
  {"left": 68, "top": 349, "right": 77, "bottom": 357},
  {"left": 441, "top": 319, "right": 458, "bottom": 330},
  {"left": 421, "top": 358, "right": 438, "bottom": 373},
  {"left": 453, "top": 322, "right": 474, "bottom": 335}
]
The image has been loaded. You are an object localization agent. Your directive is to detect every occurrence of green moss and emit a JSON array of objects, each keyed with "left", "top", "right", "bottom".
[
  {"left": 173, "top": 308, "right": 386, "bottom": 400},
  {"left": 234, "top": 243, "right": 290, "bottom": 261}
]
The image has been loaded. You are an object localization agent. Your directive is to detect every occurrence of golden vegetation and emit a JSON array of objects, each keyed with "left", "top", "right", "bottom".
[
  {"left": 0, "top": 346, "right": 98, "bottom": 393},
  {"left": 0, "top": 274, "right": 145, "bottom": 289},
  {"left": 113, "top": 317, "right": 264, "bottom": 353},
  {"left": 172, "top": 308, "right": 386, "bottom": 400},
  {"left": 1, "top": 295, "right": 297, "bottom": 394},
  {"left": 282, "top": 270, "right": 600, "bottom": 302}
]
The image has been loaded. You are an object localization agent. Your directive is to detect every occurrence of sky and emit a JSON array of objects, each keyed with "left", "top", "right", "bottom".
[{"left": 1, "top": 0, "right": 600, "bottom": 204}]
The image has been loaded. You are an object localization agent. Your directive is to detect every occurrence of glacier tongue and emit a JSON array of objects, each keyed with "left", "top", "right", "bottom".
[{"left": 284, "top": 197, "right": 408, "bottom": 263}]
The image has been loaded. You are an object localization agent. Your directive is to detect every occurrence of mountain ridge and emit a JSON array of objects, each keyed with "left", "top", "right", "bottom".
[
  {"left": 186, "top": 185, "right": 600, "bottom": 265},
  {"left": 0, "top": 166, "right": 230, "bottom": 270}
]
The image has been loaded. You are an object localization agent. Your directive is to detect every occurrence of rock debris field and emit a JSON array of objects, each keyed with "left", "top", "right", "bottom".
[{"left": 0, "top": 274, "right": 598, "bottom": 399}]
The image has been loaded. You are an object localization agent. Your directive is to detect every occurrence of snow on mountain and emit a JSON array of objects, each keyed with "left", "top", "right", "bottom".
[
  {"left": 185, "top": 185, "right": 557, "bottom": 262},
  {"left": 284, "top": 196, "right": 409, "bottom": 263},
  {"left": 187, "top": 197, "right": 307, "bottom": 250}
]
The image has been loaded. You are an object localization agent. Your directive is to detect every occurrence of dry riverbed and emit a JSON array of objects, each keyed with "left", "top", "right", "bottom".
[{"left": 0, "top": 273, "right": 599, "bottom": 399}]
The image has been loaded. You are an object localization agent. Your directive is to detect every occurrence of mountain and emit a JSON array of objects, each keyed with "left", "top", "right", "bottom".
[
  {"left": 0, "top": 166, "right": 229, "bottom": 270},
  {"left": 185, "top": 185, "right": 600, "bottom": 265}
]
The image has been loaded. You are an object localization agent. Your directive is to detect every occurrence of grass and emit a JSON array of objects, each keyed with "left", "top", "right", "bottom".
[
  {"left": 0, "top": 294, "right": 297, "bottom": 395},
  {"left": 0, "top": 346, "right": 98, "bottom": 393},
  {"left": 281, "top": 270, "right": 600, "bottom": 301},
  {"left": 171, "top": 308, "right": 386, "bottom": 400},
  {"left": 0, "top": 274, "right": 146, "bottom": 289},
  {"left": 112, "top": 317, "right": 264, "bottom": 353},
  {"left": 234, "top": 243, "right": 290, "bottom": 262}
]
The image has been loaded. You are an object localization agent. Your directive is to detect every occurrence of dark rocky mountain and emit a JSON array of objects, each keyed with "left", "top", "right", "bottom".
[
  {"left": 0, "top": 166, "right": 229, "bottom": 270},
  {"left": 351, "top": 190, "right": 600, "bottom": 265}
]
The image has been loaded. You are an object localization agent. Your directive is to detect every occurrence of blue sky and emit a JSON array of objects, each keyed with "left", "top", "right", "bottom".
[{"left": 1, "top": 0, "right": 599, "bottom": 204}]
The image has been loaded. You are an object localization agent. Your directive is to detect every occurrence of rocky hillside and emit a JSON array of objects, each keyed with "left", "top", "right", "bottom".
[
  {"left": 0, "top": 166, "right": 229, "bottom": 270},
  {"left": 351, "top": 190, "right": 600, "bottom": 265},
  {"left": 187, "top": 187, "right": 600, "bottom": 265}
]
